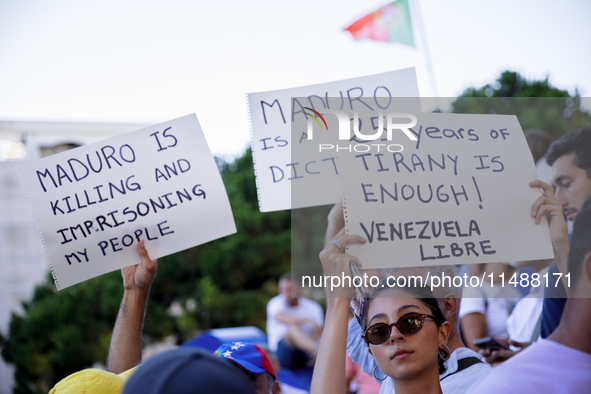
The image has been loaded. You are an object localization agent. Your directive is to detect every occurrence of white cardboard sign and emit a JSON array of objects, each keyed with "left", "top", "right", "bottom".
[
  {"left": 247, "top": 68, "right": 419, "bottom": 212},
  {"left": 17, "top": 114, "right": 236, "bottom": 289},
  {"left": 340, "top": 113, "right": 553, "bottom": 268}
]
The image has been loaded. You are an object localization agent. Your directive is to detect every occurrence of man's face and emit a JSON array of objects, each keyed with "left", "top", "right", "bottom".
[
  {"left": 279, "top": 279, "right": 299, "bottom": 306},
  {"left": 552, "top": 152, "right": 591, "bottom": 222}
]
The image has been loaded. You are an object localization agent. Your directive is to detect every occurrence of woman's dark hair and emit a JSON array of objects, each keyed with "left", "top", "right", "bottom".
[{"left": 365, "top": 279, "right": 448, "bottom": 374}]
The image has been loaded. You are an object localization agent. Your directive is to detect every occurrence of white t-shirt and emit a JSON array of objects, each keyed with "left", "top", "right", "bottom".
[
  {"left": 506, "top": 297, "right": 543, "bottom": 343},
  {"left": 469, "top": 339, "right": 591, "bottom": 393},
  {"left": 536, "top": 157, "right": 553, "bottom": 186},
  {"left": 506, "top": 266, "right": 549, "bottom": 344},
  {"left": 459, "top": 280, "right": 522, "bottom": 339},
  {"left": 266, "top": 295, "right": 324, "bottom": 352},
  {"left": 376, "top": 347, "right": 491, "bottom": 394}
]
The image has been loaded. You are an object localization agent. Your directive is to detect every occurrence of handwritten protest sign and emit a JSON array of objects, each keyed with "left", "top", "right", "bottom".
[
  {"left": 337, "top": 112, "right": 553, "bottom": 268},
  {"left": 247, "top": 68, "right": 419, "bottom": 212},
  {"left": 17, "top": 114, "right": 236, "bottom": 289}
]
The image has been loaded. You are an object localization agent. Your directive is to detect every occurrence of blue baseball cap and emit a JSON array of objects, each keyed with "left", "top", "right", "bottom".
[
  {"left": 122, "top": 347, "right": 254, "bottom": 394},
  {"left": 214, "top": 342, "right": 276, "bottom": 380}
]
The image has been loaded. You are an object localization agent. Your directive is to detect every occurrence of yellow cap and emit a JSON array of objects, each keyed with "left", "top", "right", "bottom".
[{"left": 48, "top": 368, "right": 136, "bottom": 394}]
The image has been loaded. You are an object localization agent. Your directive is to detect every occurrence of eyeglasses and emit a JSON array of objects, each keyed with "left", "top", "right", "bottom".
[{"left": 362, "top": 312, "right": 436, "bottom": 345}]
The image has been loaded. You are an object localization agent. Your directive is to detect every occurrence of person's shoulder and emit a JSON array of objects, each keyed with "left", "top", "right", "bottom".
[
  {"left": 467, "top": 368, "right": 516, "bottom": 393},
  {"left": 453, "top": 346, "right": 487, "bottom": 363},
  {"left": 442, "top": 361, "right": 493, "bottom": 394},
  {"left": 268, "top": 294, "right": 283, "bottom": 303},
  {"left": 467, "top": 341, "right": 551, "bottom": 392},
  {"left": 469, "top": 340, "right": 591, "bottom": 393},
  {"left": 298, "top": 297, "right": 322, "bottom": 309},
  {"left": 267, "top": 295, "right": 284, "bottom": 309},
  {"left": 441, "top": 347, "right": 490, "bottom": 388},
  {"left": 466, "top": 349, "right": 536, "bottom": 393},
  {"left": 538, "top": 339, "right": 591, "bottom": 362}
]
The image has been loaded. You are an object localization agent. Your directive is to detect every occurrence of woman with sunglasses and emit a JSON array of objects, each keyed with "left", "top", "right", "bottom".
[{"left": 311, "top": 229, "right": 450, "bottom": 394}]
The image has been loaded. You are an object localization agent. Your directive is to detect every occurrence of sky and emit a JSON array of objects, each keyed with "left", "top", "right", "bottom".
[{"left": 0, "top": 0, "right": 590, "bottom": 160}]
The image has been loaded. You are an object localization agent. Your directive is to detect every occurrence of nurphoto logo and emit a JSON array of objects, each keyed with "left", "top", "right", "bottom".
[{"left": 303, "top": 107, "right": 417, "bottom": 153}]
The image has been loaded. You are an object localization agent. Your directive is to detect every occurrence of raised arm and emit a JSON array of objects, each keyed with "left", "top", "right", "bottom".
[
  {"left": 530, "top": 180, "right": 570, "bottom": 282},
  {"left": 325, "top": 201, "right": 379, "bottom": 376},
  {"left": 460, "top": 312, "right": 488, "bottom": 352},
  {"left": 311, "top": 229, "right": 366, "bottom": 394},
  {"left": 107, "top": 240, "right": 158, "bottom": 374}
]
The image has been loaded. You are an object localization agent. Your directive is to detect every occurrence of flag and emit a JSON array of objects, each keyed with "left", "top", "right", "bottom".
[{"left": 344, "top": 0, "right": 415, "bottom": 47}]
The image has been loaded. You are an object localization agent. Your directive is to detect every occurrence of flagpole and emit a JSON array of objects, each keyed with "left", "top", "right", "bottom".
[{"left": 411, "top": 0, "right": 439, "bottom": 98}]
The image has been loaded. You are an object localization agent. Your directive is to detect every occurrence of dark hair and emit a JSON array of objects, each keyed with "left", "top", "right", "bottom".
[
  {"left": 545, "top": 127, "right": 591, "bottom": 178},
  {"left": 279, "top": 272, "right": 292, "bottom": 282},
  {"left": 366, "top": 279, "right": 448, "bottom": 374},
  {"left": 568, "top": 197, "right": 591, "bottom": 291},
  {"left": 279, "top": 272, "right": 303, "bottom": 286},
  {"left": 525, "top": 129, "right": 552, "bottom": 164}
]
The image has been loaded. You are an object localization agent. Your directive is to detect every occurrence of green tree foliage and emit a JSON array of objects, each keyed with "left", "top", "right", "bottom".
[
  {"left": 451, "top": 71, "right": 591, "bottom": 139},
  {"left": 0, "top": 272, "right": 125, "bottom": 394},
  {"left": 0, "top": 148, "right": 291, "bottom": 393}
]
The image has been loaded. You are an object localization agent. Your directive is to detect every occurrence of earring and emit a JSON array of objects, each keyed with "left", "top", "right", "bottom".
[
  {"left": 373, "top": 365, "right": 388, "bottom": 381},
  {"left": 439, "top": 344, "right": 451, "bottom": 362}
]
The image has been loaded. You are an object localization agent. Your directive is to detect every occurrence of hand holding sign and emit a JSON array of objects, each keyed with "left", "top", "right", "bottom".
[
  {"left": 319, "top": 228, "right": 366, "bottom": 297},
  {"left": 529, "top": 179, "right": 570, "bottom": 284},
  {"left": 121, "top": 240, "right": 158, "bottom": 292}
]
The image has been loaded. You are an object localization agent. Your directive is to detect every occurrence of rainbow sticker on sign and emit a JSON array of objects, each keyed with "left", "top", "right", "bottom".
[{"left": 303, "top": 107, "right": 328, "bottom": 131}]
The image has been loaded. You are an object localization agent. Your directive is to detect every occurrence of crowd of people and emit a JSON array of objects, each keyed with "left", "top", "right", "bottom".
[{"left": 48, "top": 127, "right": 591, "bottom": 393}]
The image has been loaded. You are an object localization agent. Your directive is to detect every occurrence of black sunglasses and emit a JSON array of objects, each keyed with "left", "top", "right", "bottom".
[{"left": 362, "top": 312, "right": 436, "bottom": 345}]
